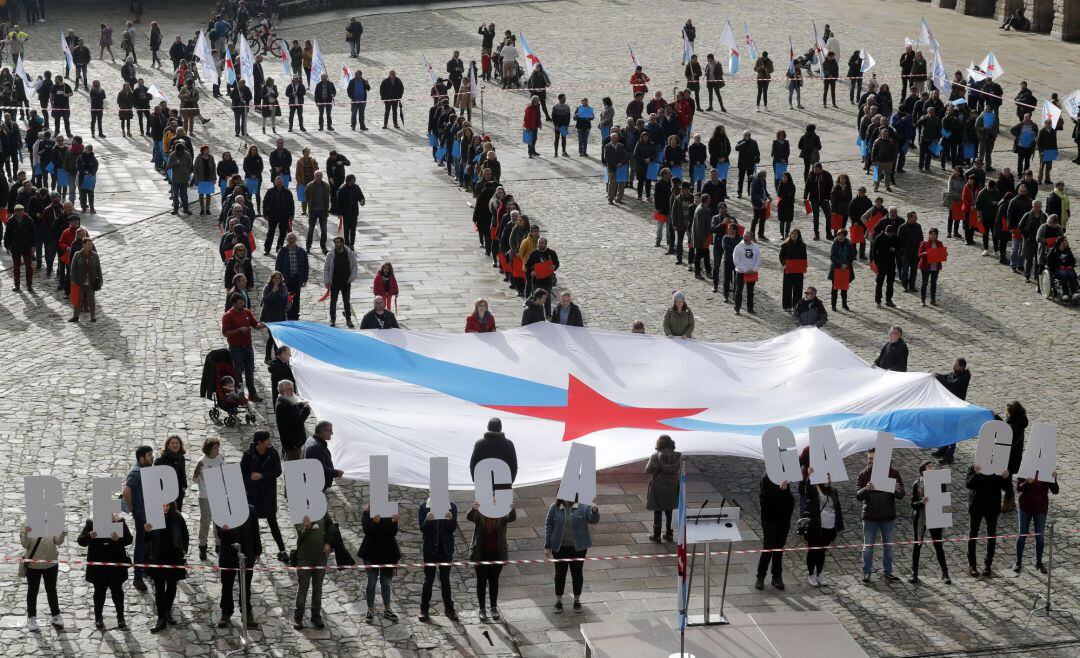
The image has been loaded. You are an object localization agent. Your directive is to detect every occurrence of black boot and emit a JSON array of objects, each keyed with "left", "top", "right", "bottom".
[
  {"left": 311, "top": 609, "right": 325, "bottom": 629},
  {"left": 293, "top": 609, "right": 304, "bottom": 630},
  {"left": 664, "top": 529, "right": 674, "bottom": 542},
  {"left": 199, "top": 545, "right": 208, "bottom": 561},
  {"left": 650, "top": 525, "right": 661, "bottom": 542}
]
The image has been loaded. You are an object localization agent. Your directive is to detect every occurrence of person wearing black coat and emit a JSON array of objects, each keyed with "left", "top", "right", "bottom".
[
  {"left": 910, "top": 461, "right": 951, "bottom": 584},
  {"left": 379, "top": 71, "right": 405, "bottom": 129},
  {"left": 756, "top": 473, "right": 795, "bottom": 590},
  {"left": 871, "top": 223, "right": 899, "bottom": 306},
  {"left": 275, "top": 383, "right": 310, "bottom": 461},
  {"left": 325, "top": 150, "right": 351, "bottom": 213},
  {"left": 215, "top": 504, "right": 263, "bottom": 628},
  {"left": 521, "top": 288, "right": 548, "bottom": 325},
  {"left": 734, "top": 132, "right": 760, "bottom": 198},
  {"left": 778, "top": 229, "right": 807, "bottom": 311},
  {"left": 966, "top": 463, "right": 1010, "bottom": 576},
  {"left": 261, "top": 177, "right": 294, "bottom": 254},
  {"left": 800, "top": 476, "right": 843, "bottom": 585},
  {"left": 469, "top": 418, "right": 518, "bottom": 483},
  {"left": 239, "top": 432, "right": 288, "bottom": 563},
  {"left": 359, "top": 508, "right": 402, "bottom": 620},
  {"left": 4, "top": 205, "right": 35, "bottom": 291},
  {"left": 932, "top": 359, "right": 972, "bottom": 463},
  {"left": 874, "top": 326, "right": 908, "bottom": 372},
  {"left": 78, "top": 516, "right": 132, "bottom": 629},
  {"left": 314, "top": 74, "right": 336, "bottom": 131},
  {"left": 146, "top": 503, "right": 188, "bottom": 634},
  {"left": 1001, "top": 401, "right": 1030, "bottom": 507},
  {"left": 230, "top": 80, "right": 253, "bottom": 137},
  {"left": 335, "top": 174, "right": 366, "bottom": 248}
]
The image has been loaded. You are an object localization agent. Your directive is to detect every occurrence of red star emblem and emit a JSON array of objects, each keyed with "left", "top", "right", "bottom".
[
  {"left": 486, "top": 375, "right": 707, "bottom": 442},
  {"left": 986, "top": 63, "right": 995, "bottom": 72},
  {"left": 526, "top": 53, "right": 540, "bottom": 66}
]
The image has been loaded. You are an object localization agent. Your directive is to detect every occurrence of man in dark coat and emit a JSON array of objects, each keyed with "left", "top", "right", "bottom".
[
  {"left": 966, "top": 464, "right": 1010, "bottom": 576},
  {"left": 874, "top": 325, "right": 909, "bottom": 372},
  {"left": 262, "top": 176, "right": 294, "bottom": 255},
  {"left": 755, "top": 473, "right": 794, "bottom": 591},
  {"left": 335, "top": 174, "right": 366, "bottom": 249},
  {"left": 379, "top": 70, "right": 405, "bottom": 129},
  {"left": 4, "top": 204, "right": 36, "bottom": 291},
  {"left": 314, "top": 73, "right": 336, "bottom": 131},
  {"left": 274, "top": 232, "right": 308, "bottom": 320},
  {"left": 239, "top": 431, "right": 287, "bottom": 564},
  {"left": 469, "top": 418, "right": 518, "bottom": 483},
  {"left": 550, "top": 290, "right": 584, "bottom": 327},
  {"left": 274, "top": 379, "right": 310, "bottom": 462},
  {"left": 215, "top": 503, "right": 263, "bottom": 628},
  {"left": 872, "top": 223, "right": 900, "bottom": 307},
  {"left": 932, "top": 358, "right": 971, "bottom": 463}
]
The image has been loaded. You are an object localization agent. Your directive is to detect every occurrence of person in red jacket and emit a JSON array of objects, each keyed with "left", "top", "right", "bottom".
[
  {"left": 960, "top": 175, "right": 979, "bottom": 245},
  {"left": 1014, "top": 471, "right": 1059, "bottom": 573},
  {"left": 56, "top": 212, "right": 81, "bottom": 293},
  {"left": 629, "top": 67, "right": 649, "bottom": 96},
  {"left": 222, "top": 293, "right": 266, "bottom": 402},
  {"left": 523, "top": 96, "right": 542, "bottom": 157},
  {"left": 372, "top": 261, "right": 398, "bottom": 310},
  {"left": 465, "top": 298, "right": 496, "bottom": 333},
  {"left": 917, "top": 227, "right": 945, "bottom": 306}
]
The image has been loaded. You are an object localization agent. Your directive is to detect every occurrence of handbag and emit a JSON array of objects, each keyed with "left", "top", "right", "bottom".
[
  {"left": 794, "top": 516, "right": 812, "bottom": 537},
  {"left": 18, "top": 537, "right": 42, "bottom": 580}
]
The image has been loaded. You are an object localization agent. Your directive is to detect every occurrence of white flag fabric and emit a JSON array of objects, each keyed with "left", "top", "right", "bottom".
[
  {"left": 519, "top": 34, "right": 543, "bottom": 79},
  {"left": 1042, "top": 99, "right": 1062, "bottom": 128},
  {"left": 1063, "top": 90, "right": 1080, "bottom": 120},
  {"left": 147, "top": 83, "right": 171, "bottom": 104},
  {"left": 628, "top": 44, "right": 641, "bottom": 72},
  {"left": 682, "top": 30, "right": 694, "bottom": 65},
  {"left": 720, "top": 21, "right": 739, "bottom": 75},
  {"left": 978, "top": 51, "right": 1004, "bottom": 81},
  {"left": 339, "top": 63, "right": 351, "bottom": 93},
  {"left": 279, "top": 38, "right": 291, "bottom": 78},
  {"left": 237, "top": 34, "right": 255, "bottom": 91},
  {"left": 931, "top": 48, "right": 951, "bottom": 97},
  {"left": 920, "top": 17, "right": 940, "bottom": 54},
  {"left": 307, "top": 38, "right": 325, "bottom": 91},
  {"left": 268, "top": 322, "right": 991, "bottom": 488},
  {"left": 904, "top": 36, "right": 918, "bottom": 49},
  {"left": 59, "top": 28, "right": 73, "bottom": 71},
  {"left": 861, "top": 47, "right": 876, "bottom": 73},
  {"left": 811, "top": 21, "right": 827, "bottom": 76},
  {"left": 469, "top": 62, "right": 480, "bottom": 100},
  {"left": 967, "top": 62, "right": 989, "bottom": 83},
  {"left": 421, "top": 54, "right": 437, "bottom": 85},
  {"left": 744, "top": 23, "right": 758, "bottom": 60},
  {"left": 15, "top": 55, "right": 40, "bottom": 92},
  {"left": 194, "top": 31, "right": 217, "bottom": 83}
]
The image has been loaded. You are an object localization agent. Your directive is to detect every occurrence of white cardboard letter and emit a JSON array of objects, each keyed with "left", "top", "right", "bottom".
[
  {"left": 1016, "top": 423, "right": 1057, "bottom": 483},
  {"left": 556, "top": 443, "right": 597, "bottom": 505},
  {"left": 91, "top": 477, "right": 124, "bottom": 537},
  {"left": 140, "top": 465, "right": 180, "bottom": 529},
  {"left": 283, "top": 459, "right": 329, "bottom": 524},
  {"left": 427, "top": 457, "right": 451, "bottom": 518},
  {"left": 973, "top": 420, "right": 1012, "bottom": 473},
  {"left": 202, "top": 463, "right": 250, "bottom": 528},
  {"left": 807, "top": 425, "right": 849, "bottom": 484},
  {"left": 368, "top": 455, "right": 398, "bottom": 518},
  {"left": 762, "top": 426, "right": 801, "bottom": 484},
  {"left": 474, "top": 458, "right": 514, "bottom": 518},
  {"left": 869, "top": 432, "right": 897, "bottom": 491},
  {"left": 24, "top": 476, "right": 65, "bottom": 539},
  {"left": 922, "top": 468, "right": 952, "bottom": 530}
]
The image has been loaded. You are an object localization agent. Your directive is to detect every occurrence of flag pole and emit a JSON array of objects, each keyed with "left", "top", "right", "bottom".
[{"left": 480, "top": 85, "right": 485, "bottom": 134}]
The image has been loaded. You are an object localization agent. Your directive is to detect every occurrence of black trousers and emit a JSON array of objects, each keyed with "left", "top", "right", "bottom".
[
  {"left": 421, "top": 556, "right": 453, "bottom": 612},
  {"left": 920, "top": 269, "right": 939, "bottom": 303},
  {"left": 342, "top": 214, "right": 358, "bottom": 248},
  {"left": 553, "top": 547, "right": 586, "bottom": 597},
  {"left": 284, "top": 279, "right": 302, "bottom": 320},
  {"left": 912, "top": 523, "right": 949, "bottom": 579},
  {"left": 318, "top": 104, "right": 333, "bottom": 129},
  {"left": 92, "top": 581, "right": 124, "bottom": 618},
  {"left": 756, "top": 521, "right": 790, "bottom": 578},
  {"left": 289, "top": 106, "right": 305, "bottom": 130},
  {"left": 475, "top": 548, "right": 503, "bottom": 609},
  {"left": 264, "top": 217, "right": 288, "bottom": 253},
  {"left": 383, "top": 101, "right": 400, "bottom": 127},
  {"left": 26, "top": 566, "right": 61, "bottom": 617},
  {"left": 151, "top": 574, "right": 178, "bottom": 620},
  {"left": 782, "top": 273, "right": 803, "bottom": 310},
  {"left": 874, "top": 267, "right": 896, "bottom": 304},
  {"left": 968, "top": 508, "right": 999, "bottom": 569},
  {"left": 220, "top": 564, "right": 255, "bottom": 617},
  {"left": 330, "top": 282, "right": 352, "bottom": 323},
  {"left": 756, "top": 81, "right": 769, "bottom": 107},
  {"left": 806, "top": 527, "right": 837, "bottom": 575},
  {"left": 737, "top": 167, "right": 753, "bottom": 196},
  {"left": 823, "top": 80, "right": 836, "bottom": 106},
  {"left": 264, "top": 515, "right": 286, "bottom": 553},
  {"left": 734, "top": 277, "right": 755, "bottom": 312},
  {"left": 707, "top": 84, "right": 725, "bottom": 110}
]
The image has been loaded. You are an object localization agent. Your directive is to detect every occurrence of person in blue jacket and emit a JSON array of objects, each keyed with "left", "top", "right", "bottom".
[
  {"left": 544, "top": 496, "right": 599, "bottom": 614},
  {"left": 347, "top": 70, "right": 370, "bottom": 131},
  {"left": 418, "top": 499, "right": 458, "bottom": 622}
]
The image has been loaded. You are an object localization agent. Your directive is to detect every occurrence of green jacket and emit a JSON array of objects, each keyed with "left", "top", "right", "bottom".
[{"left": 294, "top": 515, "right": 329, "bottom": 564}]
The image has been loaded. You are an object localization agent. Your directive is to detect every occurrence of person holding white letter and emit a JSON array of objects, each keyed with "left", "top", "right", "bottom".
[
  {"left": 20, "top": 522, "right": 66, "bottom": 632},
  {"left": 909, "top": 461, "right": 951, "bottom": 585},
  {"left": 966, "top": 463, "right": 1010, "bottom": 577},
  {"left": 1013, "top": 471, "right": 1059, "bottom": 574},
  {"left": 855, "top": 449, "right": 904, "bottom": 584},
  {"left": 544, "top": 497, "right": 599, "bottom": 613}
]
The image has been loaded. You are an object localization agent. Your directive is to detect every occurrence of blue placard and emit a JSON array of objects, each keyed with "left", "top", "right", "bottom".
[
  {"left": 928, "top": 141, "right": 943, "bottom": 156},
  {"left": 692, "top": 164, "right": 706, "bottom": 182},
  {"left": 716, "top": 162, "right": 730, "bottom": 180},
  {"left": 963, "top": 143, "right": 976, "bottom": 159},
  {"left": 646, "top": 162, "right": 660, "bottom": 181},
  {"left": 860, "top": 142, "right": 869, "bottom": 158},
  {"left": 452, "top": 140, "right": 462, "bottom": 158},
  {"left": 522, "top": 129, "right": 534, "bottom": 144},
  {"left": 616, "top": 165, "right": 628, "bottom": 183},
  {"left": 577, "top": 106, "right": 594, "bottom": 120},
  {"left": 219, "top": 180, "right": 228, "bottom": 197},
  {"left": 941, "top": 127, "right": 952, "bottom": 139},
  {"left": 1043, "top": 149, "right": 1058, "bottom": 162},
  {"left": 435, "top": 144, "right": 447, "bottom": 162},
  {"left": 559, "top": 125, "right": 568, "bottom": 137},
  {"left": 773, "top": 162, "right": 788, "bottom": 180},
  {"left": 749, "top": 165, "right": 756, "bottom": 178},
  {"left": 33, "top": 163, "right": 40, "bottom": 175},
  {"left": 166, "top": 168, "right": 173, "bottom": 182},
  {"left": 983, "top": 111, "right": 995, "bottom": 129},
  {"left": 427, "top": 132, "right": 438, "bottom": 147},
  {"left": 1019, "top": 131, "right": 1036, "bottom": 149},
  {"left": 245, "top": 177, "right": 259, "bottom": 195},
  {"left": 872, "top": 165, "right": 880, "bottom": 183},
  {"left": 56, "top": 170, "right": 68, "bottom": 188},
  {"left": 45, "top": 162, "right": 55, "bottom": 173},
  {"left": 856, "top": 136, "right": 863, "bottom": 147},
  {"left": 198, "top": 180, "right": 216, "bottom": 195},
  {"left": 79, "top": 174, "right": 96, "bottom": 191},
  {"left": 600, "top": 125, "right": 611, "bottom": 141},
  {"left": 281, "top": 174, "right": 291, "bottom": 189},
  {"left": 670, "top": 166, "right": 682, "bottom": 180},
  {"left": 296, "top": 184, "right": 306, "bottom": 203},
  {"left": 901, "top": 142, "right": 910, "bottom": 154},
  {"left": 951, "top": 98, "right": 967, "bottom": 106}
]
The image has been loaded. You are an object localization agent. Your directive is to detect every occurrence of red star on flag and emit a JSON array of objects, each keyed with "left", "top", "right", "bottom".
[
  {"left": 526, "top": 53, "right": 540, "bottom": 66},
  {"left": 486, "top": 375, "right": 707, "bottom": 442},
  {"left": 986, "top": 64, "right": 995, "bottom": 72}
]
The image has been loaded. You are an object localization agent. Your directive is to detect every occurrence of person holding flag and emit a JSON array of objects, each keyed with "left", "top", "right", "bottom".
[{"left": 684, "top": 54, "right": 703, "bottom": 112}]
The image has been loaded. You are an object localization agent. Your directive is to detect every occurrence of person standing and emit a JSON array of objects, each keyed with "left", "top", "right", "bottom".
[
  {"left": 778, "top": 229, "right": 807, "bottom": 311},
  {"left": 145, "top": 503, "right": 188, "bottom": 633},
  {"left": 897, "top": 211, "right": 924, "bottom": 294},
  {"left": 121, "top": 446, "right": 154, "bottom": 592},
  {"left": 347, "top": 70, "right": 370, "bottom": 130},
  {"left": 733, "top": 232, "right": 760, "bottom": 315},
  {"left": 523, "top": 95, "right": 542, "bottom": 158},
  {"left": 544, "top": 497, "right": 599, "bottom": 613},
  {"left": 293, "top": 513, "right": 331, "bottom": 630},
  {"left": 1014, "top": 471, "right": 1059, "bottom": 573},
  {"left": 314, "top": 73, "right": 336, "bottom": 131},
  {"left": 704, "top": 53, "right": 726, "bottom": 112},
  {"left": 872, "top": 223, "right": 899, "bottom": 307},
  {"left": 240, "top": 431, "right": 289, "bottom": 564},
  {"left": 800, "top": 468, "right": 842, "bottom": 586},
  {"left": 273, "top": 379, "right": 309, "bottom": 461},
  {"left": 645, "top": 435, "right": 681, "bottom": 542},
  {"left": 68, "top": 236, "right": 102, "bottom": 322},
  {"left": 755, "top": 471, "right": 794, "bottom": 591},
  {"left": 230, "top": 79, "right": 252, "bottom": 137},
  {"left": 215, "top": 504, "right": 261, "bottom": 630},
  {"left": 931, "top": 359, "right": 972, "bottom": 464},
  {"left": 222, "top": 293, "right": 265, "bottom": 401},
  {"left": 262, "top": 176, "right": 294, "bottom": 255},
  {"left": 78, "top": 514, "right": 132, "bottom": 629},
  {"left": 916, "top": 227, "right": 944, "bottom": 306},
  {"left": 418, "top": 498, "right": 458, "bottom": 622},
  {"left": 285, "top": 75, "right": 307, "bottom": 132},
  {"left": 855, "top": 450, "right": 904, "bottom": 583},
  {"left": 192, "top": 438, "right": 224, "bottom": 561},
  {"left": 603, "top": 132, "right": 627, "bottom": 204},
  {"left": 305, "top": 171, "right": 333, "bottom": 253},
  {"left": 274, "top": 233, "right": 308, "bottom": 320},
  {"left": 748, "top": 172, "right": 770, "bottom": 240},
  {"left": 154, "top": 435, "right": 188, "bottom": 510},
  {"left": 346, "top": 16, "right": 364, "bottom": 57},
  {"left": 5, "top": 204, "right": 36, "bottom": 292},
  {"left": 734, "top": 131, "right": 760, "bottom": 199},
  {"left": 909, "top": 461, "right": 951, "bottom": 585},
  {"left": 358, "top": 505, "right": 401, "bottom": 623},
  {"left": 20, "top": 523, "right": 66, "bottom": 631},
  {"left": 966, "top": 463, "right": 1009, "bottom": 577},
  {"left": 873, "top": 326, "right": 908, "bottom": 372},
  {"left": 468, "top": 500, "right": 516, "bottom": 622},
  {"left": 335, "top": 174, "right": 366, "bottom": 249},
  {"left": 379, "top": 70, "right": 404, "bottom": 129},
  {"left": 754, "top": 51, "right": 773, "bottom": 111},
  {"left": 324, "top": 235, "right": 358, "bottom": 328}
]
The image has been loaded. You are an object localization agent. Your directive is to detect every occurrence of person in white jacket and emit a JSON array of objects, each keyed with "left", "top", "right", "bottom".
[
  {"left": 323, "top": 236, "right": 359, "bottom": 327},
  {"left": 733, "top": 233, "right": 761, "bottom": 315}
]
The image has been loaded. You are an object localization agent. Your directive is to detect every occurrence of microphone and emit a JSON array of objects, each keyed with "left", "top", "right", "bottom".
[{"left": 693, "top": 499, "right": 709, "bottom": 525}]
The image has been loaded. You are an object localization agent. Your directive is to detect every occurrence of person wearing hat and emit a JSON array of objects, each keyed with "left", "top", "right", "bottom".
[
  {"left": 469, "top": 418, "right": 518, "bottom": 484},
  {"left": 5, "top": 204, "right": 36, "bottom": 292},
  {"left": 663, "top": 291, "right": 694, "bottom": 338}
]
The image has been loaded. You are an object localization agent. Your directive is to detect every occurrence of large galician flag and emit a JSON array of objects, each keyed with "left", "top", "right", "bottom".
[{"left": 268, "top": 322, "right": 991, "bottom": 488}]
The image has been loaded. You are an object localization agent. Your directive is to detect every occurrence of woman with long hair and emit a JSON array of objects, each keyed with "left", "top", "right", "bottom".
[
  {"left": 778, "top": 228, "right": 808, "bottom": 311},
  {"left": 544, "top": 496, "right": 599, "bottom": 613},
  {"left": 645, "top": 435, "right": 681, "bottom": 542}
]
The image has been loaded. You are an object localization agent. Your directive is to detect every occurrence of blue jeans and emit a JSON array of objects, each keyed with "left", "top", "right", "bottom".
[
  {"left": 1016, "top": 509, "right": 1046, "bottom": 565},
  {"left": 171, "top": 181, "right": 189, "bottom": 211},
  {"left": 364, "top": 562, "right": 393, "bottom": 608},
  {"left": 350, "top": 40, "right": 360, "bottom": 57},
  {"left": 1010, "top": 237, "right": 1023, "bottom": 270},
  {"left": 228, "top": 345, "right": 258, "bottom": 397},
  {"left": 862, "top": 519, "right": 896, "bottom": 576}
]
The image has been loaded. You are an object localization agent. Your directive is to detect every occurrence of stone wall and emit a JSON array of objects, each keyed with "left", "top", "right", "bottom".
[
  {"left": 957, "top": 0, "right": 996, "bottom": 16},
  {"left": 1053, "top": 0, "right": 1080, "bottom": 40}
]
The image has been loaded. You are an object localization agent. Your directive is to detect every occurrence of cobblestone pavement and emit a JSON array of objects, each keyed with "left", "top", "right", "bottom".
[{"left": 1, "top": 0, "right": 1080, "bottom": 656}]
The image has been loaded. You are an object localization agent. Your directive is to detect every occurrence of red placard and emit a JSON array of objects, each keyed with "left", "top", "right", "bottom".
[
  {"left": 742, "top": 271, "right": 759, "bottom": 283},
  {"left": 784, "top": 258, "right": 808, "bottom": 274},
  {"left": 870, "top": 260, "right": 879, "bottom": 274},
  {"left": 318, "top": 286, "right": 330, "bottom": 302},
  {"left": 864, "top": 212, "right": 883, "bottom": 235},
  {"left": 734, "top": 223, "right": 746, "bottom": 237},
  {"left": 1001, "top": 217, "right": 1009, "bottom": 232},
  {"left": 849, "top": 224, "right": 866, "bottom": 244},
  {"left": 966, "top": 209, "right": 983, "bottom": 233},
  {"left": 1046, "top": 236, "right": 1059, "bottom": 249},
  {"left": 512, "top": 256, "right": 525, "bottom": 278},
  {"left": 765, "top": 199, "right": 772, "bottom": 219},
  {"left": 0, "top": 209, "right": 7, "bottom": 224},
  {"left": 950, "top": 202, "right": 962, "bottom": 221},
  {"left": 224, "top": 248, "right": 234, "bottom": 261},
  {"left": 926, "top": 246, "right": 948, "bottom": 264},
  {"left": 832, "top": 267, "right": 851, "bottom": 290},
  {"left": 705, "top": 234, "right": 714, "bottom": 248},
  {"left": 533, "top": 260, "right": 555, "bottom": 279},
  {"left": 498, "top": 252, "right": 509, "bottom": 273},
  {"left": 70, "top": 283, "right": 80, "bottom": 307},
  {"left": 248, "top": 233, "right": 256, "bottom": 252},
  {"left": 490, "top": 224, "right": 499, "bottom": 239},
  {"left": 1011, "top": 228, "right": 1023, "bottom": 239},
  {"left": 830, "top": 213, "right": 844, "bottom": 231},
  {"left": 804, "top": 199, "right": 813, "bottom": 215},
  {"left": 653, "top": 211, "right": 668, "bottom": 223}
]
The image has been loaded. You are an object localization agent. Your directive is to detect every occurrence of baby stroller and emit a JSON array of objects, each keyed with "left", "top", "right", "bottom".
[{"left": 200, "top": 348, "right": 257, "bottom": 427}]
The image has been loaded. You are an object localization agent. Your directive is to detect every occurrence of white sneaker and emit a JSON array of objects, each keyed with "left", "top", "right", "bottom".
[
  {"left": 816, "top": 572, "right": 826, "bottom": 586},
  {"left": 808, "top": 574, "right": 819, "bottom": 587},
  {"left": 51, "top": 615, "right": 64, "bottom": 629},
  {"left": 981, "top": 250, "right": 989, "bottom": 256},
  {"left": 27, "top": 617, "right": 38, "bottom": 632}
]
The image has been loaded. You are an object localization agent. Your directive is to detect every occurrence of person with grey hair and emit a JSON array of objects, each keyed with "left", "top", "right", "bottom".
[
  {"left": 873, "top": 326, "right": 908, "bottom": 372},
  {"left": 275, "top": 378, "right": 310, "bottom": 462}
]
